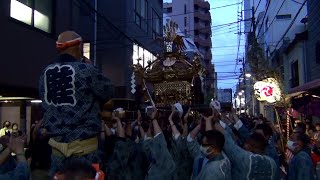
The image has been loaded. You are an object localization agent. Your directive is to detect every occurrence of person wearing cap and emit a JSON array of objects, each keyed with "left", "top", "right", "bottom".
[{"left": 39, "top": 31, "right": 114, "bottom": 177}]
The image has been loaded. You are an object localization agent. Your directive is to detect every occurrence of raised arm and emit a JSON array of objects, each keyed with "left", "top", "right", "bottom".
[
  {"left": 135, "top": 110, "right": 145, "bottom": 137},
  {"left": 0, "top": 136, "right": 30, "bottom": 180},
  {"left": 187, "top": 124, "right": 201, "bottom": 159},
  {"left": 214, "top": 122, "right": 249, "bottom": 169},
  {"left": 182, "top": 108, "right": 191, "bottom": 137},
  {"left": 113, "top": 113, "right": 125, "bottom": 138},
  {"left": 169, "top": 106, "right": 181, "bottom": 139},
  {"left": 151, "top": 108, "right": 162, "bottom": 135}
]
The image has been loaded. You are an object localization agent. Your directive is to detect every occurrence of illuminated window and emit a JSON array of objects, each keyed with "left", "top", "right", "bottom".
[
  {"left": 10, "top": 0, "right": 52, "bottom": 33},
  {"left": 83, "top": 43, "right": 90, "bottom": 59},
  {"left": 132, "top": 43, "right": 155, "bottom": 68},
  {"left": 133, "top": 44, "right": 139, "bottom": 65}
]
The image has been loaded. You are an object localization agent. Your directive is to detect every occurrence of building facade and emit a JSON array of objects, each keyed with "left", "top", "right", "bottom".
[
  {"left": 243, "top": 0, "right": 308, "bottom": 118},
  {"left": 0, "top": 0, "right": 163, "bottom": 134},
  {"left": 285, "top": 0, "right": 320, "bottom": 118},
  {"left": 96, "top": 0, "right": 163, "bottom": 98},
  {"left": 164, "top": 0, "right": 215, "bottom": 103},
  {"left": 306, "top": 0, "right": 320, "bottom": 82},
  {"left": 0, "top": 0, "right": 86, "bottom": 135}
]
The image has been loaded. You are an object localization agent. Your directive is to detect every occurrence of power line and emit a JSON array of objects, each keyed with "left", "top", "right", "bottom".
[
  {"left": 118, "top": 2, "right": 241, "bottom": 23},
  {"left": 213, "top": 53, "right": 242, "bottom": 56},
  {"left": 291, "top": 0, "right": 307, "bottom": 6},
  {"left": 217, "top": 72, "right": 242, "bottom": 73},
  {"left": 212, "top": 23, "right": 238, "bottom": 30},
  {"left": 77, "top": 0, "right": 136, "bottom": 46},
  {"left": 274, "top": 0, "right": 307, "bottom": 50},
  {"left": 254, "top": 0, "right": 263, "bottom": 14},
  {"left": 257, "top": 0, "right": 287, "bottom": 39},
  {"left": 212, "top": 30, "right": 238, "bottom": 36},
  {"left": 92, "top": 20, "right": 242, "bottom": 45},
  {"left": 212, "top": 25, "right": 238, "bottom": 33},
  {"left": 115, "top": 3, "right": 239, "bottom": 25},
  {"left": 75, "top": 0, "right": 248, "bottom": 50},
  {"left": 256, "top": 1, "right": 271, "bottom": 38},
  {"left": 235, "top": 0, "right": 243, "bottom": 74}
]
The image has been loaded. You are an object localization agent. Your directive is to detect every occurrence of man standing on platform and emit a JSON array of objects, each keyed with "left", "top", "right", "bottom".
[{"left": 39, "top": 31, "right": 114, "bottom": 178}]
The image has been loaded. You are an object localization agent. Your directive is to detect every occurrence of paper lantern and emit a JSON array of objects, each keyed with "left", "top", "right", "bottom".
[{"left": 254, "top": 78, "right": 281, "bottom": 103}]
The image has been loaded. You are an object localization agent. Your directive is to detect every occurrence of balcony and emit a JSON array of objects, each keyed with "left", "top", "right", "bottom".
[
  {"left": 194, "top": 22, "right": 211, "bottom": 35},
  {"left": 199, "top": 26, "right": 211, "bottom": 34},
  {"left": 194, "top": 11, "right": 211, "bottom": 21},
  {"left": 194, "top": 0, "right": 210, "bottom": 9},
  {"left": 194, "top": 36, "right": 212, "bottom": 48}
]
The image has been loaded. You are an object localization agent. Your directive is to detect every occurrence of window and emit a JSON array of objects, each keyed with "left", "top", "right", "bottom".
[
  {"left": 83, "top": 43, "right": 90, "bottom": 59},
  {"left": 10, "top": 0, "right": 52, "bottom": 33},
  {"left": 184, "top": 4, "right": 187, "bottom": 14},
  {"left": 134, "top": 0, "right": 148, "bottom": 31},
  {"left": 184, "top": 17, "right": 187, "bottom": 27},
  {"left": 291, "top": 61, "right": 299, "bottom": 88},
  {"left": 133, "top": 43, "right": 156, "bottom": 68},
  {"left": 276, "top": 14, "right": 291, "bottom": 20},
  {"left": 164, "top": 7, "right": 172, "bottom": 13},
  {"left": 184, "top": 29, "right": 187, "bottom": 36},
  {"left": 152, "top": 9, "right": 160, "bottom": 39}
]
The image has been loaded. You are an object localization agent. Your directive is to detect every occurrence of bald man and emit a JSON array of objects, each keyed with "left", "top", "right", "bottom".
[{"left": 39, "top": 31, "right": 114, "bottom": 178}]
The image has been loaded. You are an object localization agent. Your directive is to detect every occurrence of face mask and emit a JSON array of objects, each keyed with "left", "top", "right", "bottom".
[
  {"left": 287, "top": 140, "right": 297, "bottom": 151},
  {"left": 200, "top": 145, "right": 210, "bottom": 156}
]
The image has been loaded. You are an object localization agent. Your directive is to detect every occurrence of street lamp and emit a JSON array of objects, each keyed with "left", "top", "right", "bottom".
[{"left": 245, "top": 73, "right": 252, "bottom": 78}]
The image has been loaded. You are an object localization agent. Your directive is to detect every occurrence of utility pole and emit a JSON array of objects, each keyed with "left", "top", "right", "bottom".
[
  {"left": 251, "top": 6, "right": 257, "bottom": 43},
  {"left": 250, "top": 6, "right": 258, "bottom": 116},
  {"left": 243, "top": 56, "right": 246, "bottom": 114}
]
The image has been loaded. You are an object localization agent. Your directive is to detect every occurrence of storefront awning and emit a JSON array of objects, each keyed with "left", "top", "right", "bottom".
[
  {"left": 288, "top": 79, "right": 320, "bottom": 94},
  {"left": 286, "top": 91, "right": 306, "bottom": 100}
]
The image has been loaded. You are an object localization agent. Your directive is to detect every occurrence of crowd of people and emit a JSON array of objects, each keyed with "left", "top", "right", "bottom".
[{"left": 0, "top": 31, "right": 319, "bottom": 180}]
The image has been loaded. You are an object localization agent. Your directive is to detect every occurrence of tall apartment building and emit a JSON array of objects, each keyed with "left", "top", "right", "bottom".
[
  {"left": 164, "top": 0, "right": 212, "bottom": 65},
  {"left": 164, "top": 0, "right": 215, "bottom": 103}
]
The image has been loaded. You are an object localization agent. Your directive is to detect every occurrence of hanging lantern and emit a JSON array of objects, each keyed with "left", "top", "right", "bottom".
[{"left": 254, "top": 78, "right": 281, "bottom": 103}]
